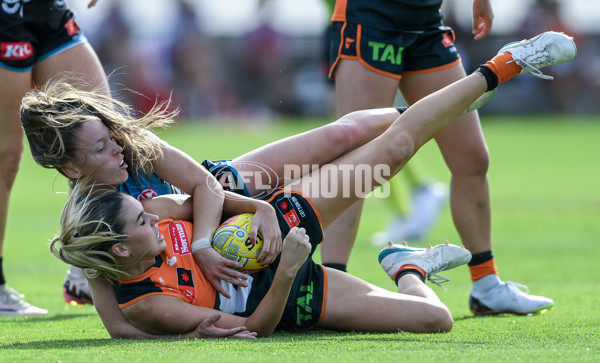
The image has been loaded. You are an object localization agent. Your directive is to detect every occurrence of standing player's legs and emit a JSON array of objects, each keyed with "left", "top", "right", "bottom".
[
  {"left": 0, "top": 67, "right": 47, "bottom": 315},
  {"left": 401, "top": 64, "right": 491, "bottom": 253},
  {"left": 318, "top": 58, "right": 400, "bottom": 269},
  {"left": 33, "top": 42, "right": 109, "bottom": 94},
  {"left": 400, "top": 61, "right": 553, "bottom": 315}
]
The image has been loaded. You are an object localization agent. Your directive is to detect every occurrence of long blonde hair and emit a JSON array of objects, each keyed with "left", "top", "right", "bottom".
[
  {"left": 21, "top": 79, "right": 178, "bottom": 186},
  {"left": 51, "top": 182, "right": 132, "bottom": 282}
]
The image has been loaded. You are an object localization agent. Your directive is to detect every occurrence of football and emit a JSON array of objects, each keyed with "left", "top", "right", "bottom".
[{"left": 212, "top": 213, "right": 270, "bottom": 272}]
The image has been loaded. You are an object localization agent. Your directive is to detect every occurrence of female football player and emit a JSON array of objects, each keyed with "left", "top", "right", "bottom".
[
  {"left": 24, "top": 30, "right": 574, "bottom": 337},
  {"left": 53, "top": 181, "right": 468, "bottom": 336}
]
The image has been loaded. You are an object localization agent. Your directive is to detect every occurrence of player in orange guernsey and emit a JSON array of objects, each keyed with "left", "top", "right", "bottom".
[{"left": 50, "top": 35, "right": 575, "bottom": 335}]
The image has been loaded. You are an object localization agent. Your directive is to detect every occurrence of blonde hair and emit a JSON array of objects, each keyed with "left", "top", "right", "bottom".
[
  {"left": 21, "top": 79, "right": 178, "bottom": 186},
  {"left": 51, "top": 182, "right": 132, "bottom": 282}
]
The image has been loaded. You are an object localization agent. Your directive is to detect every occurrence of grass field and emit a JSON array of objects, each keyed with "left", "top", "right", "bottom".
[{"left": 1, "top": 115, "right": 599, "bottom": 362}]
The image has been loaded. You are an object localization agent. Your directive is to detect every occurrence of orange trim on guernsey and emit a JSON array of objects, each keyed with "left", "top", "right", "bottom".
[
  {"left": 118, "top": 219, "right": 216, "bottom": 309},
  {"left": 469, "top": 259, "right": 498, "bottom": 281}
]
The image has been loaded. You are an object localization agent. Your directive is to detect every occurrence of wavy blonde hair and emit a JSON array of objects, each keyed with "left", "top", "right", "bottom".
[
  {"left": 21, "top": 79, "right": 178, "bottom": 187},
  {"left": 51, "top": 182, "right": 136, "bottom": 282}
]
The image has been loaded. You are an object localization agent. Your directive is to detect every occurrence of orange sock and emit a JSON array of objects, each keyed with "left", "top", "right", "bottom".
[
  {"left": 469, "top": 259, "right": 498, "bottom": 281},
  {"left": 485, "top": 52, "right": 523, "bottom": 83},
  {"left": 394, "top": 264, "right": 426, "bottom": 282}
]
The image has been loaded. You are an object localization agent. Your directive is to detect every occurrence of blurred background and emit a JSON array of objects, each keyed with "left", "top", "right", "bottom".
[{"left": 69, "top": 0, "right": 600, "bottom": 121}]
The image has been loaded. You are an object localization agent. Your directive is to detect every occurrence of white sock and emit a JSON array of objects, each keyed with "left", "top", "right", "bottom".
[{"left": 472, "top": 274, "right": 501, "bottom": 293}]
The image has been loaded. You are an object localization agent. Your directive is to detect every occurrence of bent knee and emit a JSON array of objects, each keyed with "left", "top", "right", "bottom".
[{"left": 330, "top": 118, "right": 363, "bottom": 147}]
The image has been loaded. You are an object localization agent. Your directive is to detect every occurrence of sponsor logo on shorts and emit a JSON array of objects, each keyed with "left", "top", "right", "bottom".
[
  {"left": 344, "top": 37, "right": 355, "bottom": 49},
  {"left": 276, "top": 197, "right": 300, "bottom": 229},
  {"left": 442, "top": 33, "right": 454, "bottom": 47},
  {"left": 169, "top": 221, "right": 191, "bottom": 255},
  {"left": 176, "top": 267, "right": 195, "bottom": 304},
  {"left": 290, "top": 196, "right": 306, "bottom": 218},
  {"left": 296, "top": 282, "right": 314, "bottom": 326},
  {"left": 136, "top": 188, "right": 158, "bottom": 200},
  {"left": 368, "top": 41, "right": 404, "bottom": 65},
  {"left": 64, "top": 19, "right": 80, "bottom": 36},
  {"left": 1, "top": 42, "right": 33, "bottom": 61}
]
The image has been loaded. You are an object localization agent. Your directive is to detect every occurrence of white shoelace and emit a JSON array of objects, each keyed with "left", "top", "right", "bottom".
[
  {"left": 427, "top": 274, "right": 450, "bottom": 289},
  {"left": 507, "top": 52, "right": 554, "bottom": 80}
]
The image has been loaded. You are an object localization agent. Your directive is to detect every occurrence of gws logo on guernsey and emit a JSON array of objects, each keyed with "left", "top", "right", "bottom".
[
  {"left": 1, "top": 42, "right": 33, "bottom": 61},
  {"left": 168, "top": 221, "right": 191, "bottom": 255},
  {"left": 166, "top": 256, "right": 178, "bottom": 266},
  {"left": 136, "top": 188, "right": 159, "bottom": 200}
]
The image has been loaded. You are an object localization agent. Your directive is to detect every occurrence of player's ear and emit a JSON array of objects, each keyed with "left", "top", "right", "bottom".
[
  {"left": 111, "top": 243, "right": 130, "bottom": 258},
  {"left": 61, "top": 163, "right": 82, "bottom": 179}
]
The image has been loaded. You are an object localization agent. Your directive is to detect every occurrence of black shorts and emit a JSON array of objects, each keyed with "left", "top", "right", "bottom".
[
  {"left": 234, "top": 188, "right": 327, "bottom": 330},
  {"left": 329, "top": 21, "right": 461, "bottom": 80},
  {"left": 0, "top": 1, "right": 86, "bottom": 71}
]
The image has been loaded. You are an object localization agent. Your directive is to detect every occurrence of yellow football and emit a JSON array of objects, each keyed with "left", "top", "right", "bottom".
[{"left": 212, "top": 213, "right": 270, "bottom": 272}]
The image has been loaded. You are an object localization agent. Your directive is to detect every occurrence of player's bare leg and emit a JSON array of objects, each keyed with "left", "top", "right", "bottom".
[
  {"left": 289, "top": 72, "right": 489, "bottom": 227},
  {"left": 319, "top": 59, "right": 400, "bottom": 269},
  {"left": 233, "top": 107, "right": 400, "bottom": 195},
  {"left": 0, "top": 66, "right": 48, "bottom": 315},
  {"left": 319, "top": 268, "right": 453, "bottom": 333}
]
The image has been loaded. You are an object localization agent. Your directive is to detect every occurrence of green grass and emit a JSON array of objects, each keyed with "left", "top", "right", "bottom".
[{"left": 2, "top": 115, "right": 599, "bottom": 362}]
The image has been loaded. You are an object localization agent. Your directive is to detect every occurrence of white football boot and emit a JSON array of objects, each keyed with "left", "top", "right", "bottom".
[
  {"left": 0, "top": 284, "right": 48, "bottom": 316},
  {"left": 465, "top": 31, "right": 577, "bottom": 113},
  {"left": 470, "top": 275, "right": 554, "bottom": 316},
  {"left": 378, "top": 242, "right": 471, "bottom": 287},
  {"left": 498, "top": 30, "right": 577, "bottom": 80}
]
